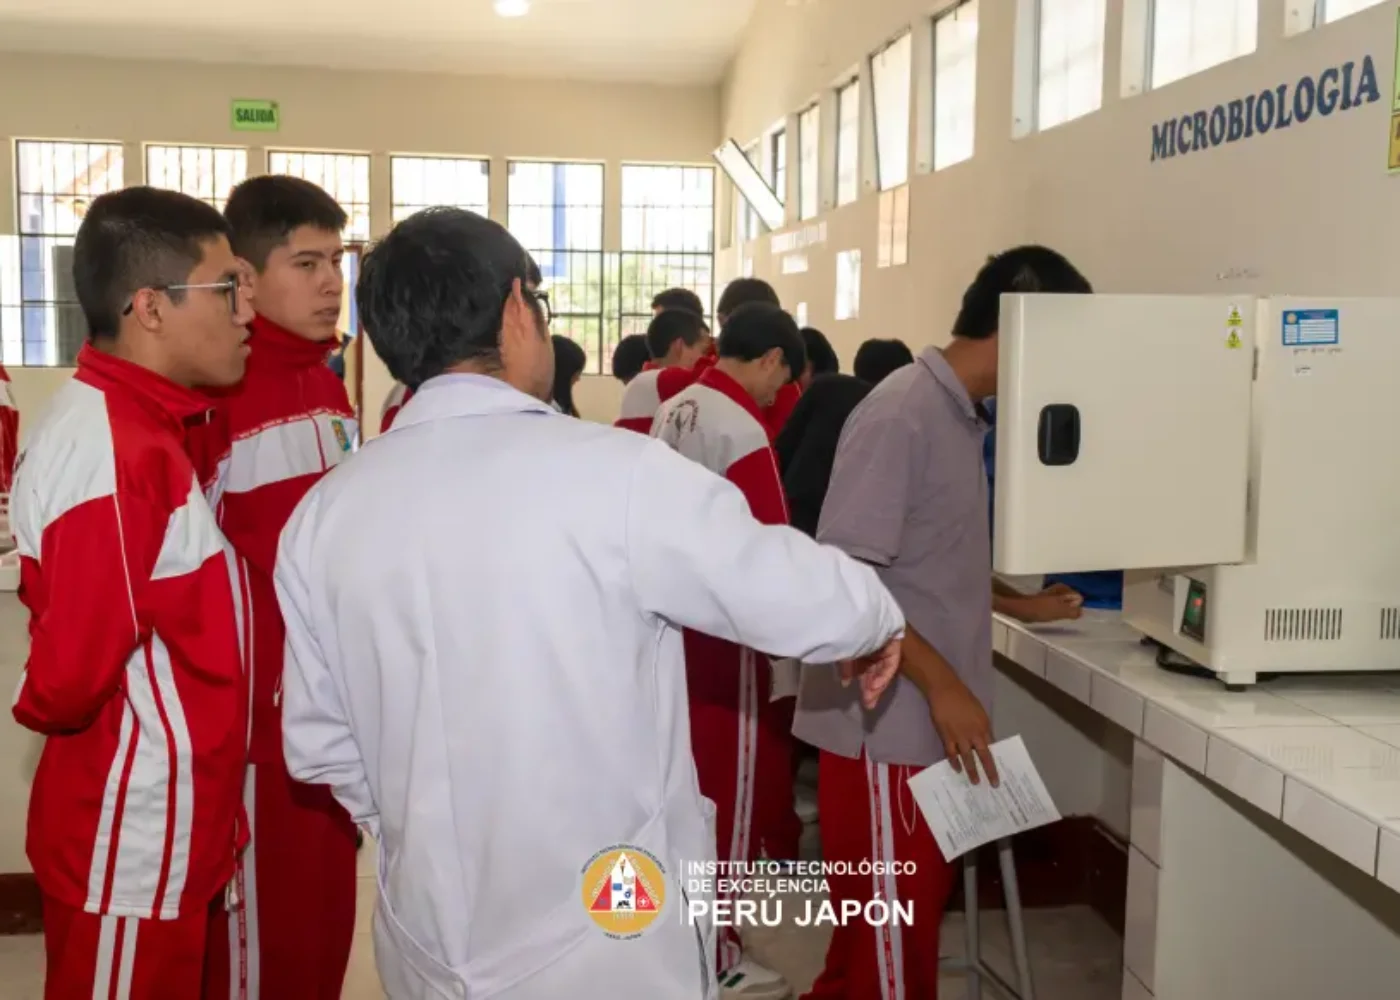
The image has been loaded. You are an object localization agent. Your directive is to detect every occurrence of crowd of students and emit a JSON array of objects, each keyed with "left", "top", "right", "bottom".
[{"left": 10, "top": 174, "right": 1092, "bottom": 1000}]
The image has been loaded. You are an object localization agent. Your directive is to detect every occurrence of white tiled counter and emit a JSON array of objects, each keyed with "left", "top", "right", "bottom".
[{"left": 994, "top": 610, "right": 1400, "bottom": 1000}]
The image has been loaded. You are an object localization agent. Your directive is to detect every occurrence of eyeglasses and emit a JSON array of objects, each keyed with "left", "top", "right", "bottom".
[
  {"left": 122, "top": 275, "right": 246, "bottom": 317},
  {"left": 522, "top": 287, "right": 553, "bottom": 327}
]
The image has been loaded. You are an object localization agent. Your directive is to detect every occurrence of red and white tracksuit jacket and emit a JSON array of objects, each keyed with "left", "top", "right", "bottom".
[
  {"left": 380, "top": 382, "right": 411, "bottom": 434},
  {"left": 651, "top": 366, "right": 799, "bottom": 970},
  {"left": 11, "top": 345, "right": 246, "bottom": 921},
  {"left": 202, "top": 315, "right": 360, "bottom": 1000},
  {"left": 617, "top": 354, "right": 801, "bottom": 440},
  {"left": 0, "top": 363, "right": 19, "bottom": 494}
]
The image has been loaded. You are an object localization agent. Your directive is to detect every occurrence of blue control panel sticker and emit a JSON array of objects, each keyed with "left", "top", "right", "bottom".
[{"left": 1282, "top": 308, "right": 1339, "bottom": 346}]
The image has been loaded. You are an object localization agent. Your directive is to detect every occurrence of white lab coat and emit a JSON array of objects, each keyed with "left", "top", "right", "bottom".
[{"left": 274, "top": 373, "right": 903, "bottom": 1000}]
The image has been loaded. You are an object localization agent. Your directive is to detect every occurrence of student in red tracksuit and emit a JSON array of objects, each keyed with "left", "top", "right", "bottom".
[
  {"left": 617, "top": 278, "right": 801, "bottom": 444},
  {"left": 11, "top": 187, "right": 251, "bottom": 999},
  {"left": 0, "top": 362, "right": 18, "bottom": 494},
  {"left": 615, "top": 308, "right": 713, "bottom": 433},
  {"left": 652, "top": 302, "right": 807, "bottom": 1000},
  {"left": 203, "top": 175, "right": 360, "bottom": 1000}
]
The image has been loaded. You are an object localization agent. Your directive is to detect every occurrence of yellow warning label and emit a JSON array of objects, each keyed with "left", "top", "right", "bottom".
[
  {"left": 1225, "top": 330, "right": 1243, "bottom": 350},
  {"left": 1226, "top": 306, "right": 1243, "bottom": 328}
]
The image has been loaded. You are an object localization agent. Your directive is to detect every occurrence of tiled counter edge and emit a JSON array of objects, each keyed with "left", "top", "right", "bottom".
[{"left": 992, "top": 614, "right": 1396, "bottom": 891}]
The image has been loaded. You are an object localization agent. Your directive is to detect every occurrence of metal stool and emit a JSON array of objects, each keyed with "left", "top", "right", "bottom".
[{"left": 939, "top": 838, "right": 1036, "bottom": 1000}]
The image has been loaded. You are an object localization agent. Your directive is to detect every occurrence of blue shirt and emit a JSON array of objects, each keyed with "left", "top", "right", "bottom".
[{"left": 982, "top": 398, "right": 1123, "bottom": 610}]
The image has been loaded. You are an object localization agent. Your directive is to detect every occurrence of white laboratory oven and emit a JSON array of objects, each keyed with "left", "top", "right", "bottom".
[{"left": 992, "top": 295, "right": 1400, "bottom": 688}]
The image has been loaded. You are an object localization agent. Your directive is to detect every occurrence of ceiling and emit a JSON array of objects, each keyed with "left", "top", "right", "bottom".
[{"left": 0, "top": 0, "right": 758, "bottom": 85}]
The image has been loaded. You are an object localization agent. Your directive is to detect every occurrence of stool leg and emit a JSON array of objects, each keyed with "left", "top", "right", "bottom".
[
  {"left": 963, "top": 850, "right": 982, "bottom": 1000},
  {"left": 998, "top": 839, "right": 1036, "bottom": 1000}
]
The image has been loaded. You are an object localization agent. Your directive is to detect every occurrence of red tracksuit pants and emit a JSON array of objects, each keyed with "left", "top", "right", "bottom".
[
  {"left": 687, "top": 635, "right": 794, "bottom": 972},
  {"left": 758, "top": 694, "right": 803, "bottom": 862},
  {"left": 42, "top": 896, "right": 216, "bottom": 999},
  {"left": 803, "top": 750, "right": 957, "bottom": 1000},
  {"left": 205, "top": 759, "right": 358, "bottom": 1000}
]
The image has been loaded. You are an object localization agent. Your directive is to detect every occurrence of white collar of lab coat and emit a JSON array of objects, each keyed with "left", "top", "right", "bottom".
[{"left": 389, "top": 372, "right": 558, "bottom": 431}]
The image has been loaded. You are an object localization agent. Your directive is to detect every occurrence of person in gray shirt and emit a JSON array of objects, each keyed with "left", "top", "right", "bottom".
[{"left": 794, "top": 246, "right": 1090, "bottom": 1000}]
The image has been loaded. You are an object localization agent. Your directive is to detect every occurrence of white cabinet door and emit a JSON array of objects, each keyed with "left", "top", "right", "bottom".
[{"left": 993, "top": 294, "right": 1253, "bottom": 575}]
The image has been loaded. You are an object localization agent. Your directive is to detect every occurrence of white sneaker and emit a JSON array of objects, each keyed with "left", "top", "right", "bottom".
[{"left": 719, "top": 959, "right": 790, "bottom": 999}]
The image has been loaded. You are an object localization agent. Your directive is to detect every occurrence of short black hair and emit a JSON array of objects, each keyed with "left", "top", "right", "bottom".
[
  {"left": 610, "top": 334, "right": 650, "bottom": 384},
  {"left": 952, "top": 246, "right": 1091, "bottom": 340},
  {"left": 551, "top": 334, "right": 587, "bottom": 417},
  {"left": 645, "top": 309, "right": 708, "bottom": 360},
  {"left": 73, "top": 186, "right": 232, "bottom": 341},
  {"left": 356, "top": 208, "right": 543, "bottom": 390},
  {"left": 651, "top": 287, "right": 705, "bottom": 316},
  {"left": 224, "top": 174, "right": 349, "bottom": 270},
  {"left": 801, "top": 327, "right": 839, "bottom": 376},
  {"left": 717, "top": 302, "right": 805, "bottom": 377},
  {"left": 716, "top": 277, "right": 779, "bottom": 318},
  {"left": 853, "top": 338, "right": 914, "bottom": 384}
]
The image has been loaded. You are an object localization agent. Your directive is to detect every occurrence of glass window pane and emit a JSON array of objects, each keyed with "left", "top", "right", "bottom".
[
  {"left": 798, "top": 106, "right": 821, "bottom": 220},
  {"left": 268, "top": 151, "right": 372, "bottom": 241},
  {"left": 1324, "top": 0, "right": 1384, "bottom": 22},
  {"left": 390, "top": 156, "right": 490, "bottom": 224},
  {"left": 12, "top": 141, "right": 124, "bottom": 366},
  {"left": 871, "top": 32, "right": 912, "bottom": 190},
  {"left": 1151, "top": 0, "right": 1256, "bottom": 90},
  {"left": 146, "top": 145, "right": 248, "bottom": 210},
  {"left": 934, "top": 0, "right": 979, "bottom": 171},
  {"left": 508, "top": 161, "right": 607, "bottom": 374},
  {"left": 836, "top": 81, "right": 861, "bottom": 206},
  {"left": 1037, "top": 0, "right": 1107, "bottom": 131}
]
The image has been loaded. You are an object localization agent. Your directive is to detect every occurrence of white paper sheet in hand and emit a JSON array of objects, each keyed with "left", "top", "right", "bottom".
[
  {"left": 905, "top": 735, "right": 1061, "bottom": 861},
  {"left": 769, "top": 658, "right": 801, "bottom": 701}
]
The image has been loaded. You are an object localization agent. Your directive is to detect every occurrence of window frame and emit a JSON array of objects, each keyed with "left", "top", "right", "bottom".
[
  {"left": 835, "top": 78, "right": 862, "bottom": 207},
  {"left": 1146, "top": 0, "right": 1258, "bottom": 91},
  {"left": 1033, "top": 0, "right": 1109, "bottom": 132},
  {"left": 797, "top": 104, "right": 821, "bottom": 220},
  {"left": 144, "top": 143, "right": 248, "bottom": 211},
  {"left": 769, "top": 127, "right": 788, "bottom": 208},
  {"left": 389, "top": 154, "right": 491, "bottom": 224},
  {"left": 506, "top": 159, "right": 607, "bottom": 373},
  {"left": 266, "top": 149, "right": 373, "bottom": 242},
  {"left": 870, "top": 31, "right": 914, "bottom": 191},
  {"left": 1324, "top": 0, "right": 1386, "bottom": 22},
  {"left": 616, "top": 163, "right": 716, "bottom": 362},
  {"left": 932, "top": 0, "right": 981, "bottom": 171},
  {"left": 10, "top": 139, "right": 126, "bottom": 367}
]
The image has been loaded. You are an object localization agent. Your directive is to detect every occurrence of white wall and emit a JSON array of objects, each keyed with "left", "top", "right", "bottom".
[{"left": 720, "top": 0, "right": 1398, "bottom": 363}]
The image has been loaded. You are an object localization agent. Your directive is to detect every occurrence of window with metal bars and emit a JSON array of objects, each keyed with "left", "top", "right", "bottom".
[
  {"left": 267, "top": 150, "right": 372, "bottom": 242},
  {"left": 769, "top": 128, "right": 787, "bottom": 206},
  {"left": 267, "top": 149, "right": 371, "bottom": 349},
  {"left": 8, "top": 140, "right": 125, "bottom": 366},
  {"left": 390, "top": 155, "right": 490, "bottom": 224},
  {"left": 507, "top": 160, "right": 606, "bottom": 374},
  {"left": 617, "top": 164, "right": 715, "bottom": 354},
  {"left": 146, "top": 145, "right": 248, "bottom": 211}
]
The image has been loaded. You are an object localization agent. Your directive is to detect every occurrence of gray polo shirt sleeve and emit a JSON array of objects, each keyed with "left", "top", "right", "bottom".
[{"left": 816, "top": 406, "right": 924, "bottom": 567}]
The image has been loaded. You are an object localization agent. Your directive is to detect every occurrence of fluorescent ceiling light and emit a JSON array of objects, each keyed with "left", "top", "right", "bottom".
[{"left": 495, "top": 0, "right": 530, "bottom": 16}]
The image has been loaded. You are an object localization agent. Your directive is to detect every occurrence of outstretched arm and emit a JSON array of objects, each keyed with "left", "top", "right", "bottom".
[{"left": 627, "top": 441, "right": 903, "bottom": 670}]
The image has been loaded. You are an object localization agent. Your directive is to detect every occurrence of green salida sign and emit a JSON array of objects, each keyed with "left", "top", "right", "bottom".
[{"left": 231, "top": 99, "right": 280, "bottom": 132}]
